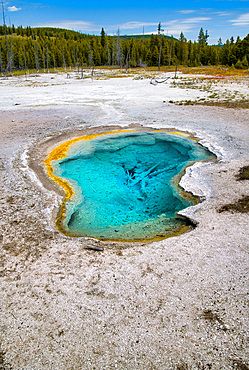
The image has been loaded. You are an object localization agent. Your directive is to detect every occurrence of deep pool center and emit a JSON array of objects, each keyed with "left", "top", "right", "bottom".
[{"left": 45, "top": 130, "right": 215, "bottom": 241}]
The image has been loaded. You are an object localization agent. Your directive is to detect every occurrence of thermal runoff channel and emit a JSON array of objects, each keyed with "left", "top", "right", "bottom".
[{"left": 49, "top": 131, "right": 214, "bottom": 241}]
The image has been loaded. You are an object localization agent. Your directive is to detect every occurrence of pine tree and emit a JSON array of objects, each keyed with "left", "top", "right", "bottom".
[
  {"left": 178, "top": 32, "right": 187, "bottom": 64},
  {"left": 198, "top": 28, "right": 207, "bottom": 47},
  {"left": 100, "top": 28, "right": 107, "bottom": 64},
  {"left": 100, "top": 28, "right": 106, "bottom": 48},
  {"left": 0, "top": 23, "right": 248, "bottom": 72},
  {"left": 218, "top": 38, "right": 222, "bottom": 47}
]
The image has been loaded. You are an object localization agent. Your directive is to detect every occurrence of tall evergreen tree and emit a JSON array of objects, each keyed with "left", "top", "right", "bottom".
[{"left": 198, "top": 28, "right": 207, "bottom": 47}]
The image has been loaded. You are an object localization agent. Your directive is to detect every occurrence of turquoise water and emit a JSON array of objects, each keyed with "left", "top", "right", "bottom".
[{"left": 52, "top": 131, "right": 214, "bottom": 240}]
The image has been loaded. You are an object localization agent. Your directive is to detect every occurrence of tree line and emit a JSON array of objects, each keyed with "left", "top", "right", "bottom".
[{"left": 0, "top": 24, "right": 248, "bottom": 74}]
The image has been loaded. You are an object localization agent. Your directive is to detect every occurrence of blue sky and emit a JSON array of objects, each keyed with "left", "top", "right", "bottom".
[{"left": 3, "top": 0, "right": 249, "bottom": 44}]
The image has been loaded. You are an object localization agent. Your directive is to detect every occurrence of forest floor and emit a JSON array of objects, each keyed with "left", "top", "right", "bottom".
[{"left": 0, "top": 69, "right": 249, "bottom": 369}]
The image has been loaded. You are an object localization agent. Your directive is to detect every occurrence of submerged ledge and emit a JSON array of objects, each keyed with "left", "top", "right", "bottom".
[
  {"left": 44, "top": 128, "right": 215, "bottom": 242},
  {"left": 44, "top": 129, "right": 135, "bottom": 235}
]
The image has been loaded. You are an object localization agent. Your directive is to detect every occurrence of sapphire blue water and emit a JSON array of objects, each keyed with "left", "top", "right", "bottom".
[{"left": 51, "top": 131, "right": 214, "bottom": 240}]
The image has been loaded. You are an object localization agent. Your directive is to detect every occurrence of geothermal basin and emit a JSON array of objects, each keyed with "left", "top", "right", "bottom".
[{"left": 46, "top": 130, "right": 215, "bottom": 241}]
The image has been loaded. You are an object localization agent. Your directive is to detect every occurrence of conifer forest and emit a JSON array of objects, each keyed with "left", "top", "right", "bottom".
[{"left": 0, "top": 24, "right": 249, "bottom": 74}]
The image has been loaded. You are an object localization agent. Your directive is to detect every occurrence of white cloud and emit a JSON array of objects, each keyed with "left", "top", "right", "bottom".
[
  {"left": 230, "top": 13, "right": 249, "bottom": 26},
  {"left": 35, "top": 15, "right": 211, "bottom": 38},
  {"left": 117, "top": 21, "right": 158, "bottom": 30},
  {"left": 8, "top": 6, "right": 21, "bottom": 12},
  {"left": 36, "top": 20, "right": 153, "bottom": 34},
  {"left": 214, "top": 11, "right": 232, "bottom": 16},
  {"left": 179, "top": 10, "right": 195, "bottom": 14},
  {"left": 36, "top": 20, "right": 97, "bottom": 32},
  {"left": 181, "top": 17, "right": 211, "bottom": 24},
  {"left": 118, "top": 17, "right": 211, "bottom": 35}
]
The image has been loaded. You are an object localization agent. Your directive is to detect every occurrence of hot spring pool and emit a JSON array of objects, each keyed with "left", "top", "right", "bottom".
[{"left": 46, "top": 130, "right": 214, "bottom": 241}]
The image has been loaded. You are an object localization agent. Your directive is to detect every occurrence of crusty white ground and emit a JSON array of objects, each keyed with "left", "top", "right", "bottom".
[{"left": 0, "top": 70, "right": 249, "bottom": 369}]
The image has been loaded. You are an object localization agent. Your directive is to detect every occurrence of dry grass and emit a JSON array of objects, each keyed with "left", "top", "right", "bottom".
[
  {"left": 9, "top": 65, "right": 249, "bottom": 78},
  {"left": 236, "top": 165, "right": 249, "bottom": 180},
  {"left": 218, "top": 166, "right": 249, "bottom": 213},
  {"left": 179, "top": 66, "right": 249, "bottom": 77},
  {"left": 218, "top": 196, "right": 249, "bottom": 213},
  {"left": 190, "top": 100, "right": 249, "bottom": 109}
]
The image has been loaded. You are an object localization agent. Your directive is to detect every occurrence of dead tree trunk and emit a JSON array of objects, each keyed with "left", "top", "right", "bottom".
[
  {"left": 23, "top": 43, "right": 27, "bottom": 76},
  {"left": 158, "top": 36, "right": 162, "bottom": 71},
  {"left": 42, "top": 45, "right": 46, "bottom": 72},
  {"left": 158, "top": 23, "right": 164, "bottom": 71},
  {"left": 0, "top": 44, "right": 3, "bottom": 75},
  {"left": 32, "top": 33, "right": 39, "bottom": 73},
  {"left": 168, "top": 39, "right": 172, "bottom": 67},
  {"left": 89, "top": 45, "right": 92, "bottom": 68},
  {"left": 126, "top": 49, "right": 130, "bottom": 73},
  {"left": 2, "top": 1, "right": 12, "bottom": 75},
  {"left": 60, "top": 33, "right": 66, "bottom": 70},
  {"left": 112, "top": 35, "right": 115, "bottom": 65},
  {"left": 9, "top": 32, "right": 14, "bottom": 75},
  {"left": 116, "top": 28, "right": 122, "bottom": 67},
  {"left": 46, "top": 44, "right": 49, "bottom": 73},
  {"left": 106, "top": 37, "right": 110, "bottom": 66}
]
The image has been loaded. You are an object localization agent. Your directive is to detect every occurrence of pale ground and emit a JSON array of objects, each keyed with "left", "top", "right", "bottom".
[{"left": 0, "top": 70, "right": 249, "bottom": 369}]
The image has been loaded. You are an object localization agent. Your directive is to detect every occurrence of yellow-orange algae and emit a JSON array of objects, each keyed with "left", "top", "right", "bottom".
[
  {"left": 45, "top": 130, "right": 135, "bottom": 197},
  {"left": 169, "top": 131, "right": 190, "bottom": 137}
]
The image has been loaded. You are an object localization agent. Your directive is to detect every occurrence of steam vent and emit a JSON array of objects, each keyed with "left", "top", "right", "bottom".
[{"left": 46, "top": 130, "right": 214, "bottom": 241}]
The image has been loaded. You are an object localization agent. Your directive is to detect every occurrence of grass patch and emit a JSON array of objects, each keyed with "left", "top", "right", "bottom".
[
  {"left": 218, "top": 196, "right": 249, "bottom": 213},
  {"left": 218, "top": 166, "right": 249, "bottom": 213},
  {"left": 179, "top": 66, "right": 249, "bottom": 77},
  {"left": 194, "top": 100, "right": 249, "bottom": 109},
  {"left": 5, "top": 65, "right": 249, "bottom": 79},
  {"left": 237, "top": 166, "right": 249, "bottom": 180},
  {"left": 179, "top": 99, "right": 249, "bottom": 108}
]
